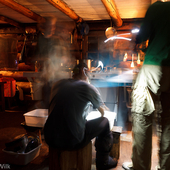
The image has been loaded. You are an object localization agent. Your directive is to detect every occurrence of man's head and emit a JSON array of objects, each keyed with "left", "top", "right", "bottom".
[{"left": 72, "top": 62, "right": 89, "bottom": 81}]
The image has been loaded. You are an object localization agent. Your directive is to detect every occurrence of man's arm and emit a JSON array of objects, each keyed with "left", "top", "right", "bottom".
[
  {"left": 98, "top": 106, "right": 104, "bottom": 117},
  {"left": 87, "top": 83, "right": 110, "bottom": 117},
  {"left": 98, "top": 104, "right": 110, "bottom": 117}
]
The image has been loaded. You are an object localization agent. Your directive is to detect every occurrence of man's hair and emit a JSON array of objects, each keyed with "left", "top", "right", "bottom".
[{"left": 72, "top": 62, "right": 88, "bottom": 79}]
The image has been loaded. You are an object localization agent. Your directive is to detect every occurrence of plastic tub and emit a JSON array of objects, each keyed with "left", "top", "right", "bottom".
[
  {"left": 24, "top": 109, "right": 48, "bottom": 127},
  {"left": 2, "top": 144, "right": 42, "bottom": 165},
  {"left": 86, "top": 111, "right": 117, "bottom": 130}
]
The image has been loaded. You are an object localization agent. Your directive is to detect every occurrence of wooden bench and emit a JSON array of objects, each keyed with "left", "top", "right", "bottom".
[{"left": 49, "top": 141, "right": 92, "bottom": 170}]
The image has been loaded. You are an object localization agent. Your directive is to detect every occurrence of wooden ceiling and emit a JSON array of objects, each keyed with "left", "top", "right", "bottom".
[{"left": 0, "top": 0, "right": 153, "bottom": 28}]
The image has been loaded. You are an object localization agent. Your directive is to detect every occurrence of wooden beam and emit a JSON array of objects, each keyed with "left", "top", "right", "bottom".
[
  {"left": 0, "top": 0, "right": 45, "bottom": 22},
  {"left": 0, "top": 27, "right": 25, "bottom": 34},
  {"left": 86, "top": 19, "right": 143, "bottom": 32},
  {"left": 46, "top": 0, "right": 83, "bottom": 22},
  {"left": 0, "top": 15, "right": 21, "bottom": 28},
  {"left": 101, "top": 0, "right": 123, "bottom": 27},
  {"left": 116, "top": 19, "right": 143, "bottom": 31}
]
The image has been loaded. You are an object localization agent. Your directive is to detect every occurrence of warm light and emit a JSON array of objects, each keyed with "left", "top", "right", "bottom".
[
  {"left": 123, "top": 52, "right": 128, "bottom": 61},
  {"left": 131, "top": 54, "right": 134, "bottom": 67},
  {"left": 118, "top": 33, "right": 131, "bottom": 36},
  {"left": 137, "top": 53, "right": 141, "bottom": 65},
  {"left": 131, "top": 62, "right": 134, "bottom": 67},
  {"left": 87, "top": 59, "right": 91, "bottom": 69}
]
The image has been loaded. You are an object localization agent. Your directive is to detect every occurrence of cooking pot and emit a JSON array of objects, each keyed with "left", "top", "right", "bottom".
[
  {"left": 25, "top": 136, "right": 39, "bottom": 153},
  {"left": 83, "top": 59, "right": 93, "bottom": 70},
  {"left": 5, "top": 134, "right": 28, "bottom": 153}
]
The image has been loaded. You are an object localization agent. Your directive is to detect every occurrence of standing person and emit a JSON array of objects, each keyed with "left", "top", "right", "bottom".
[
  {"left": 43, "top": 62, "right": 118, "bottom": 170},
  {"left": 122, "top": 1, "right": 170, "bottom": 170},
  {"left": 35, "top": 16, "right": 72, "bottom": 109}
]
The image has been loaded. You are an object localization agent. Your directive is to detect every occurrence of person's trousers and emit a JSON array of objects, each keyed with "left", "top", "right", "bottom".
[
  {"left": 74, "top": 117, "right": 113, "bottom": 154},
  {"left": 131, "top": 65, "right": 170, "bottom": 170}
]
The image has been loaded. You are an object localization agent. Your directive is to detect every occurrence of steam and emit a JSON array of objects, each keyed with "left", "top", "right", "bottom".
[
  {"left": 41, "top": 44, "right": 73, "bottom": 83},
  {"left": 91, "top": 60, "right": 104, "bottom": 72}
]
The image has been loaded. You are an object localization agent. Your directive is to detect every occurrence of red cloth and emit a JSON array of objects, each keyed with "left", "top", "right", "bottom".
[{"left": 0, "top": 77, "right": 16, "bottom": 97}]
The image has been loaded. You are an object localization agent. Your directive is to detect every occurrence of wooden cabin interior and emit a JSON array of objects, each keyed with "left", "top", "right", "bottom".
[{"left": 0, "top": 0, "right": 160, "bottom": 170}]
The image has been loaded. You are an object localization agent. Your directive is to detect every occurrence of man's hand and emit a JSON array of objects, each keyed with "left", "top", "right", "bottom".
[
  {"left": 102, "top": 105, "right": 110, "bottom": 111},
  {"left": 98, "top": 106, "right": 104, "bottom": 117}
]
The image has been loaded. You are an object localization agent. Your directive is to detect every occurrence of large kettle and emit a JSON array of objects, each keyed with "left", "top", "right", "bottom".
[
  {"left": 83, "top": 59, "right": 93, "bottom": 70},
  {"left": 76, "top": 59, "right": 93, "bottom": 70}
]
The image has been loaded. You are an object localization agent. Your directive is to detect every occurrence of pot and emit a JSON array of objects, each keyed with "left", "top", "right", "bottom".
[
  {"left": 83, "top": 59, "right": 93, "bottom": 70},
  {"left": 5, "top": 134, "right": 28, "bottom": 153}
]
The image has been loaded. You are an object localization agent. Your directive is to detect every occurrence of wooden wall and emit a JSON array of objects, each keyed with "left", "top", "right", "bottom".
[
  {"left": 0, "top": 18, "right": 145, "bottom": 69},
  {"left": 81, "top": 19, "right": 145, "bottom": 68}
]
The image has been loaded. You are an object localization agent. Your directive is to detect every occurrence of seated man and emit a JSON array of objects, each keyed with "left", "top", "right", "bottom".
[{"left": 44, "top": 62, "right": 118, "bottom": 170}]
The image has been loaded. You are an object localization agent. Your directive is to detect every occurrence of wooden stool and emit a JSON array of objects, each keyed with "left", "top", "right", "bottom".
[
  {"left": 110, "top": 126, "right": 122, "bottom": 159},
  {"left": 49, "top": 141, "right": 92, "bottom": 170}
]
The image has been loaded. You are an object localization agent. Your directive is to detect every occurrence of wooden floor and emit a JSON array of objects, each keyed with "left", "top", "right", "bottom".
[
  {"left": 0, "top": 104, "right": 159, "bottom": 170},
  {"left": 91, "top": 130, "right": 158, "bottom": 170}
]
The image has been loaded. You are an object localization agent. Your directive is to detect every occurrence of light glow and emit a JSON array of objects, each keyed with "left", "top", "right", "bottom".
[
  {"left": 106, "top": 70, "right": 134, "bottom": 83},
  {"left": 131, "top": 28, "right": 140, "bottom": 33},
  {"left": 86, "top": 111, "right": 117, "bottom": 130},
  {"left": 131, "top": 54, "right": 134, "bottom": 67},
  {"left": 137, "top": 53, "right": 141, "bottom": 65},
  {"left": 91, "top": 60, "right": 104, "bottom": 71},
  {"left": 123, "top": 52, "right": 128, "bottom": 61},
  {"left": 98, "top": 61, "right": 104, "bottom": 70},
  {"left": 104, "top": 33, "right": 132, "bottom": 43}
]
